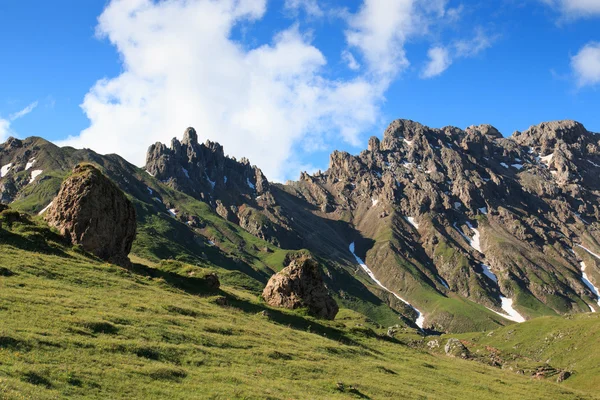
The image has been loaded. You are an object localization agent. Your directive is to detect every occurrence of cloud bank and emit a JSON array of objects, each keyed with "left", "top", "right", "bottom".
[{"left": 58, "top": 0, "right": 479, "bottom": 181}]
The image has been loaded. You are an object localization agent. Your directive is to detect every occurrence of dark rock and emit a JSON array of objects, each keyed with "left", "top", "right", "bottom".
[
  {"left": 45, "top": 164, "right": 137, "bottom": 267},
  {"left": 203, "top": 273, "right": 220, "bottom": 290},
  {"left": 556, "top": 370, "right": 571, "bottom": 383},
  {"left": 262, "top": 256, "right": 339, "bottom": 320}
]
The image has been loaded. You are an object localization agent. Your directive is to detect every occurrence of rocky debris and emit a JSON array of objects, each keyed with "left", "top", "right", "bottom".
[
  {"left": 45, "top": 164, "right": 137, "bottom": 267},
  {"left": 262, "top": 256, "right": 339, "bottom": 320},
  {"left": 427, "top": 339, "right": 440, "bottom": 349},
  {"left": 444, "top": 338, "right": 470, "bottom": 359},
  {"left": 556, "top": 370, "right": 571, "bottom": 383}
]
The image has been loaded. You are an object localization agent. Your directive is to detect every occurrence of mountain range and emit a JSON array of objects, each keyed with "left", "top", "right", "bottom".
[{"left": 2, "top": 118, "right": 600, "bottom": 335}]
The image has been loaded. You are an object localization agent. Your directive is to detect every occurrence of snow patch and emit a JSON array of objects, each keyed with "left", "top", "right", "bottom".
[
  {"left": 145, "top": 169, "right": 155, "bottom": 177},
  {"left": 580, "top": 261, "right": 600, "bottom": 310},
  {"left": 586, "top": 160, "right": 600, "bottom": 168},
  {"left": 147, "top": 187, "right": 153, "bottom": 195},
  {"left": 454, "top": 202, "right": 461, "bottom": 210},
  {"left": 465, "top": 221, "right": 482, "bottom": 253},
  {"left": 29, "top": 170, "right": 43, "bottom": 184},
  {"left": 29, "top": 169, "right": 44, "bottom": 183},
  {"left": 437, "top": 276, "right": 449, "bottom": 289},
  {"left": 404, "top": 216, "right": 419, "bottom": 229},
  {"left": 153, "top": 197, "right": 162, "bottom": 203},
  {"left": 479, "top": 207, "right": 488, "bottom": 215},
  {"left": 1, "top": 163, "right": 12, "bottom": 177},
  {"left": 38, "top": 201, "right": 53, "bottom": 215},
  {"left": 168, "top": 209, "right": 177, "bottom": 217},
  {"left": 403, "top": 138, "right": 414, "bottom": 146},
  {"left": 481, "top": 264, "right": 498, "bottom": 283},
  {"left": 577, "top": 244, "right": 600, "bottom": 261},
  {"left": 500, "top": 162, "right": 509, "bottom": 168},
  {"left": 511, "top": 164, "right": 523, "bottom": 170},
  {"left": 480, "top": 264, "right": 526, "bottom": 323},
  {"left": 540, "top": 153, "right": 554, "bottom": 166},
  {"left": 224, "top": 176, "right": 228, "bottom": 184},
  {"left": 247, "top": 178, "right": 255, "bottom": 190},
  {"left": 497, "top": 297, "right": 526, "bottom": 323},
  {"left": 206, "top": 174, "right": 216, "bottom": 189},
  {"left": 349, "top": 242, "right": 425, "bottom": 329},
  {"left": 371, "top": 198, "right": 379, "bottom": 207},
  {"left": 25, "top": 159, "right": 36, "bottom": 170},
  {"left": 182, "top": 167, "right": 189, "bottom": 178}
]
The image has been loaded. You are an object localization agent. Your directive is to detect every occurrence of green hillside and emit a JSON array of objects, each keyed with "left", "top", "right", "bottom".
[{"left": 0, "top": 209, "right": 598, "bottom": 399}]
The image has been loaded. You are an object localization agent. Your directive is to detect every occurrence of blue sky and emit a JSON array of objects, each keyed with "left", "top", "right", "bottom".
[{"left": 1, "top": 0, "right": 599, "bottom": 181}]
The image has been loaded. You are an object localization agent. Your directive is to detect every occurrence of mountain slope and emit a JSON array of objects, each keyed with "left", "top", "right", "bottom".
[
  {"left": 2, "top": 118, "right": 600, "bottom": 333},
  {"left": 0, "top": 214, "right": 596, "bottom": 399}
]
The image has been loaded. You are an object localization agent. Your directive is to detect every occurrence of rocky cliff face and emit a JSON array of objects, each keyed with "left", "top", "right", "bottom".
[
  {"left": 145, "top": 128, "right": 301, "bottom": 248},
  {"left": 283, "top": 119, "right": 600, "bottom": 329},
  {"left": 45, "top": 164, "right": 137, "bottom": 267},
  {"left": 3, "top": 118, "right": 600, "bottom": 333}
]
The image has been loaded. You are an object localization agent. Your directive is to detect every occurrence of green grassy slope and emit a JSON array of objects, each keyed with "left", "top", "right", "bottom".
[
  {"left": 446, "top": 313, "right": 600, "bottom": 393},
  {"left": 1, "top": 212, "right": 597, "bottom": 399}
]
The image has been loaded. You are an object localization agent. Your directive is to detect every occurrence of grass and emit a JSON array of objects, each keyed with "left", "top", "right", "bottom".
[
  {"left": 445, "top": 313, "right": 600, "bottom": 393},
  {"left": 1, "top": 217, "right": 598, "bottom": 399}
]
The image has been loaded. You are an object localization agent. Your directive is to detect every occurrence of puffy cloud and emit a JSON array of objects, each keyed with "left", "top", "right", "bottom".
[
  {"left": 345, "top": 0, "right": 417, "bottom": 81},
  {"left": 542, "top": 0, "right": 600, "bottom": 19},
  {"left": 421, "top": 46, "right": 452, "bottom": 78},
  {"left": 59, "top": 0, "right": 383, "bottom": 181},
  {"left": 284, "top": 0, "right": 323, "bottom": 17},
  {"left": 61, "top": 0, "right": 488, "bottom": 181},
  {"left": 571, "top": 42, "right": 600, "bottom": 87}
]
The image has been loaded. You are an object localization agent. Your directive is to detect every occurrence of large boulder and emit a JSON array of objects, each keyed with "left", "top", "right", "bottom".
[
  {"left": 262, "top": 256, "right": 339, "bottom": 320},
  {"left": 45, "top": 164, "right": 136, "bottom": 267}
]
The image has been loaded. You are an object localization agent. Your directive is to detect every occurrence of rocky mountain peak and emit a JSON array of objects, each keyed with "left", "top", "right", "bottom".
[{"left": 182, "top": 127, "right": 198, "bottom": 145}]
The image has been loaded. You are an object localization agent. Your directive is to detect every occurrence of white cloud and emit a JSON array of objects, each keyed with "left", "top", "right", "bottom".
[
  {"left": 542, "top": 0, "right": 600, "bottom": 19},
  {"left": 9, "top": 101, "right": 38, "bottom": 120},
  {"left": 341, "top": 50, "right": 361, "bottom": 70},
  {"left": 571, "top": 42, "right": 600, "bottom": 87},
  {"left": 421, "top": 46, "right": 452, "bottom": 78},
  {"left": 0, "top": 118, "right": 10, "bottom": 143},
  {"left": 454, "top": 28, "right": 494, "bottom": 58},
  {"left": 59, "top": 0, "right": 383, "bottom": 181},
  {"left": 0, "top": 101, "right": 39, "bottom": 143},
  {"left": 421, "top": 28, "right": 494, "bottom": 79},
  {"left": 345, "top": 0, "right": 418, "bottom": 81},
  {"left": 284, "top": 0, "right": 323, "bottom": 17}
]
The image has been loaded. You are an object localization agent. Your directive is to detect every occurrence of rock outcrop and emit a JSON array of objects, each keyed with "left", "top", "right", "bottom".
[
  {"left": 45, "top": 164, "right": 137, "bottom": 267},
  {"left": 145, "top": 127, "right": 302, "bottom": 248},
  {"left": 262, "top": 256, "right": 339, "bottom": 320}
]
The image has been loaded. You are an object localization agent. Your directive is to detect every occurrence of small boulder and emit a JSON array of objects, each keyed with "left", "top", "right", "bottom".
[
  {"left": 444, "top": 338, "right": 470, "bottom": 359},
  {"left": 45, "top": 164, "right": 136, "bottom": 267},
  {"left": 262, "top": 256, "right": 339, "bottom": 320}
]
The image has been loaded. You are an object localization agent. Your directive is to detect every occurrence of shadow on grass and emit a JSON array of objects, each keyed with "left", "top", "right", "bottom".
[
  {"left": 128, "top": 262, "right": 390, "bottom": 354},
  {"left": 129, "top": 262, "right": 222, "bottom": 296},
  {"left": 0, "top": 224, "right": 72, "bottom": 258}
]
